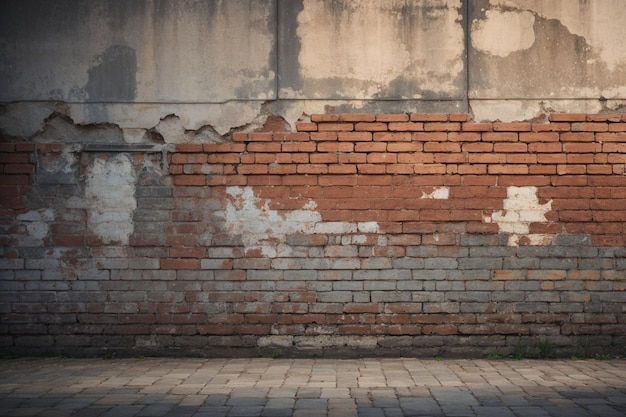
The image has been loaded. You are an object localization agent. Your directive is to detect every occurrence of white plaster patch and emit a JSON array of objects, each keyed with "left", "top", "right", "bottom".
[
  {"left": 223, "top": 186, "right": 379, "bottom": 257},
  {"left": 358, "top": 222, "right": 380, "bottom": 233},
  {"left": 421, "top": 186, "right": 450, "bottom": 199},
  {"left": 16, "top": 209, "right": 54, "bottom": 246},
  {"left": 484, "top": 186, "right": 553, "bottom": 246},
  {"left": 472, "top": 10, "right": 536, "bottom": 57},
  {"left": 491, "top": 0, "right": 626, "bottom": 71},
  {"left": 224, "top": 186, "right": 321, "bottom": 257},
  {"left": 84, "top": 154, "right": 136, "bottom": 245}
]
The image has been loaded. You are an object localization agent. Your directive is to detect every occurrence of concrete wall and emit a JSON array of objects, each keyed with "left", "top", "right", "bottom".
[
  {"left": 2, "top": 0, "right": 626, "bottom": 138},
  {"left": 1, "top": 0, "right": 625, "bottom": 357}
]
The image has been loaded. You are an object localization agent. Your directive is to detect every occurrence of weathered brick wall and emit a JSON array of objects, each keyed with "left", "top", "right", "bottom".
[{"left": 1, "top": 113, "right": 625, "bottom": 357}]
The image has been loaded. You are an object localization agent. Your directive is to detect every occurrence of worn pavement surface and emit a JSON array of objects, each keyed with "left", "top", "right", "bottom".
[{"left": 0, "top": 357, "right": 625, "bottom": 417}]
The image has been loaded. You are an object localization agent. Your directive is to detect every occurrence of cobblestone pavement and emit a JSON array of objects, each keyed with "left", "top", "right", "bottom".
[{"left": 0, "top": 357, "right": 625, "bottom": 417}]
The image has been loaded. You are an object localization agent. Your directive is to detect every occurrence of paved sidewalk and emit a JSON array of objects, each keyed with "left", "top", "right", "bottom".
[{"left": 0, "top": 357, "right": 625, "bottom": 417}]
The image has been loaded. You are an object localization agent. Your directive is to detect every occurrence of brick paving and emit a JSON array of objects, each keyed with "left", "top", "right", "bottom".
[{"left": 0, "top": 357, "right": 624, "bottom": 417}]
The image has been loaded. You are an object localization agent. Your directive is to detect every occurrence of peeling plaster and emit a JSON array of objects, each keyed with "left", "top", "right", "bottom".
[
  {"left": 223, "top": 186, "right": 380, "bottom": 258},
  {"left": 491, "top": 0, "right": 626, "bottom": 71},
  {"left": 16, "top": 209, "right": 54, "bottom": 247},
  {"left": 421, "top": 186, "right": 450, "bottom": 199},
  {"left": 484, "top": 186, "right": 554, "bottom": 246},
  {"left": 66, "top": 154, "right": 136, "bottom": 245},
  {"left": 472, "top": 10, "right": 535, "bottom": 57}
]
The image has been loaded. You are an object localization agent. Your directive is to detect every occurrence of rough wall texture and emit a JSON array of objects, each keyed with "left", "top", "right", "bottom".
[
  {"left": 1, "top": 114, "right": 625, "bottom": 357},
  {"left": 2, "top": 0, "right": 626, "bottom": 137},
  {"left": 1, "top": 0, "right": 626, "bottom": 357}
]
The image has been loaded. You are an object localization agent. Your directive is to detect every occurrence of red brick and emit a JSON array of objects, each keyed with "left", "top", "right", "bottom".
[
  {"left": 532, "top": 122, "right": 571, "bottom": 132},
  {"left": 520, "top": 132, "right": 559, "bottom": 142},
  {"left": 310, "top": 132, "right": 338, "bottom": 141},
  {"left": 535, "top": 154, "right": 565, "bottom": 164},
  {"left": 572, "top": 122, "right": 608, "bottom": 132},
  {"left": 449, "top": 114, "right": 469, "bottom": 122},
  {"left": 232, "top": 132, "right": 249, "bottom": 141},
  {"left": 597, "top": 132, "right": 626, "bottom": 142},
  {"left": 207, "top": 153, "right": 241, "bottom": 164},
  {"left": 172, "top": 153, "right": 207, "bottom": 164},
  {"left": 506, "top": 154, "right": 536, "bottom": 164},
  {"left": 355, "top": 142, "right": 387, "bottom": 152},
  {"left": 608, "top": 123, "right": 626, "bottom": 132},
  {"left": 0, "top": 153, "right": 30, "bottom": 163},
  {"left": 204, "top": 144, "right": 244, "bottom": 153},
  {"left": 563, "top": 143, "right": 602, "bottom": 153},
  {"left": 389, "top": 122, "right": 424, "bottom": 131},
  {"left": 387, "top": 142, "right": 422, "bottom": 152},
  {"left": 413, "top": 164, "right": 446, "bottom": 174},
  {"left": 15, "top": 144, "right": 35, "bottom": 152},
  {"left": 319, "top": 174, "right": 357, "bottom": 186},
  {"left": 246, "top": 132, "right": 272, "bottom": 141},
  {"left": 339, "top": 113, "right": 376, "bottom": 122},
  {"left": 423, "top": 324, "right": 457, "bottom": 335},
  {"left": 462, "top": 122, "right": 493, "bottom": 132},
  {"left": 468, "top": 154, "right": 505, "bottom": 164},
  {"left": 587, "top": 113, "right": 623, "bottom": 122},
  {"left": 424, "top": 122, "right": 461, "bottom": 131},
  {"left": 297, "top": 164, "right": 327, "bottom": 174},
  {"left": 529, "top": 165, "right": 557, "bottom": 174},
  {"left": 412, "top": 132, "right": 447, "bottom": 142},
  {"left": 355, "top": 122, "right": 387, "bottom": 131},
  {"left": 316, "top": 143, "right": 352, "bottom": 153},
  {"left": 3, "top": 164, "right": 34, "bottom": 174},
  {"left": 561, "top": 132, "right": 595, "bottom": 142},
  {"left": 339, "top": 153, "right": 367, "bottom": 163},
  {"left": 482, "top": 132, "right": 518, "bottom": 142},
  {"left": 317, "top": 122, "right": 353, "bottom": 131},
  {"left": 338, "top": 132, "right": 372, "bottom": 141},
  {"left": 328, "top": 164, "right": 357, "bottom": 174},
  {"left": 248, "top": 142, "right": 281, "bottom": 152},
  {"left": 309, "top": 153, "right": 337, "bottom": 164},
  {"left": 296, "top": 122, "right": 317, "bottom": 132},
  {"left": 344, "top": 303, "right": 381, "bottom": 313},
  {"left": 175, "top": 144, "right": 204, "bottom": 152},
  {"left": 487, "top": 164, "right": 529, "bottom": 174},
  {"left": 448, "top": 132, "right": 481, "bottom": 142},
  {"left": 49, "top": 234, "right": 85, "bottom": 246},
  {"left": 376, "top": 114, "right": 409, "bottom": 122},
  {"left": 367, "top": 153, "right": 397, "bottom": 164},
  {"left": 161, "top": 259, "right": 200, "bottom": 270},
  {"left": 311, "top": 114, "right": 339, "bottom": 122},
  {"left": 463, "top": 143, "right": 493, "bottom": 152},
  {"left": 423, "top": 142, "right": 460, "bottom": 152},
  {"left": 529, "top": 143, "right": 562, "bottom": 152},
  {"left": 549, "top": 113, "right": 586, "bottom": 122},
  {"left": 172, "top": 175, "right": 205, "bottom": 186},
  {"left": 410, "top": 113, "right": 448, "bottom": 122},
  {"left": 373, "top": 132, "right": 412, "bottom": 142},
  {"left": 494, "top": 122, "right": 531, "bottom": 131}
]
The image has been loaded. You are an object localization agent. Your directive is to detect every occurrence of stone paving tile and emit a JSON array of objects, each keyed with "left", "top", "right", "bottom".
[{"left": 0, "top": 358, "right": 625, "bottom": 416}]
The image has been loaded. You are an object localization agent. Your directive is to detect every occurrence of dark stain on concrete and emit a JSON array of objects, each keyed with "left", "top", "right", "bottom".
[{"left": 86, "top": 45, "right": 137, "bottom": 102}]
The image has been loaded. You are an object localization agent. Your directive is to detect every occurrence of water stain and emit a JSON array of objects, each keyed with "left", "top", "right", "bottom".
[{"left": 86, "top": 45, "right": 137, "bottom": 101}]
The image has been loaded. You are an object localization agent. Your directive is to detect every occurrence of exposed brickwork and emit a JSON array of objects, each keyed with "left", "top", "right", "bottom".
[{"left": 1, "top": 114, "right": 625, "bottom": 358}]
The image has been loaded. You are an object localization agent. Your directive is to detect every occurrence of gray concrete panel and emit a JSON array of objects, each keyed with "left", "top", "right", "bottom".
[
  {"left": 278, "top": 0, "right": 467, "bottom": 101},
  {"left": 0, "top": 0, "right": 277, "bottom": 103},
  {"left": 468, "top": 0, "right": 626, "bottom": 119}
]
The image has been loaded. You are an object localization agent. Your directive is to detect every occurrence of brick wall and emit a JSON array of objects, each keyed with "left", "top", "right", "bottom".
[{"left": 1, "top": 114, "right": 625, "bottom": 358}]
